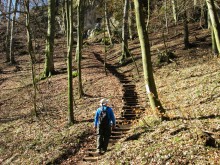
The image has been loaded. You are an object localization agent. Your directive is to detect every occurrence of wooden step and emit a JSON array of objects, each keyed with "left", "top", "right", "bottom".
[
  {"left": 123, "top": 105, "right": 140, "bottom": 109},
  {"left": 122, "top": 109, "right": 136, "bottom": 113},
  {"left": 114, "top": 128, "right": 130, "bottom": 132},
  {"left": 123, "top": 113, "right": 137, "bottom": 117},
  {"left": 120, "top": 80, "right": 131, "bottom": 83},
  {"left": 83, "top": 156, "right": 98, "bottom": 162},
  {"left": 122, "top": 96, "right": 139, "bottom": 99},
  {"left": 86, "top": 151, "right": 100, "bottom": 157},
  {"left": 109, "top": 139, "right": 118, "bottom": 145},
  {"left": 110, "top": 135, "right": 124, "bottom": 139},
  {"left": 124, "top": 101, "right": 139, "bottom": 103},
  {"left": 124, "top": 103, "right": 139, "bottom": 106},
  {"left": 116, "top": 120, "right": 131, "bottom": 125},
  {"left": 116, "top": 121, "right": 132, "bottom": 126},
  {"left": 122, "top": 84, "right": 135, "bottom": 87},
  {"left": 87, "top": 148, "right": 97, "bottom": 152},
  {"left": 121, "top": 111, "right": 136, "bottom": 115},
  {"left": 117, "top": 116, "right": 135, "bottom": 119},
  {"left": 115, "top": 124, "right": 132, "bottom": 130},
  {"left": 111, "top": 131, "right": 123, "bottom": 136},
  {"left": 116, "top": 118, "right": 134, "bottom": 122}
]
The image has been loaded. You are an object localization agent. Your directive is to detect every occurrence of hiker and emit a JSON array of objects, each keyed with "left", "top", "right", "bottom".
[{"left": 94, "top": 98, "right": 116, "bottom": 154}]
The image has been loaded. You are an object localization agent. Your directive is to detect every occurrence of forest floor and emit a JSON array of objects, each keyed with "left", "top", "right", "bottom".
[{"left": 0, "top": 22, "right": 220, "bottom": 164}]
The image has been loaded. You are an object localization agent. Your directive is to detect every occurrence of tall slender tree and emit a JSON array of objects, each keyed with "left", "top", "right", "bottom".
[
  {"left": 66, "top": 0, "right": 74, "bottom": 124},
  {"left": 9, "top": 0, "right": 18, "bottom": 64},
  {"left": 183, "top": 0, "right": 190, "bottom": 49},
  {"left": 104, "top": 0, "right": 113, "bottom": 45},
  {"left": 76, "top": 0, "right": 84, "bottom": 98},
  {"left": 206, "top": 0, "right": 220, "bottom": 54},
  {"left": 121, "top": 0, "right": 129, "bottom": 63},
  {"left": 43, "top": 0, "right": 55, "bottom": 77},
  {"left": 128, "top": 0, "right": 135, "bottom": 39},
  {"left": 134, "top": 0, "right": 165, "bottom": 117},
  {"left": 211, "top": 27, "right": 218, "bottom": 55},
  {"left": 171, "top": 0, "right": 178, "bottom": 25},
  {"left": 164, "top": 0, "right": 169, "bottom": 33},
  {"left": 5, "top": 0, "right": 12, "bottom": 62},
  {"left": 24, "top": 0, "right": 37, "bottom": 116}
]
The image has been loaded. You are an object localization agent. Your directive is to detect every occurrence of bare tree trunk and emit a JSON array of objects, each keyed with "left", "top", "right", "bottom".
[
  {"left": 171, "top": 0, "right": 178, "bottom": 25},
  {"left": 211, "top": 27, "right": 218, "bottom": 55},
  {"left": 200, "top": 3, "right": 208, "bottom": 28},
  {"left": 76, "top": 0, "right": 84, "bottom": 98},
  {"left": 9, "top": 0, "right": 18, "bottom": 64},
  {"left": 146, "top": 0, "right": 150, "bottom": 30},
  {"left": 43, "top": 0, "right": 55, "bottom": 77},
  {"left": 104, "top": 0, "right": 113, "bottom": 45},
  {"left": 25, "top": 0, "right": 37, "bottom": 117},
  {"left": 5, "top": 0, "right": 12, "bottom": 62},
  {"left": 104, "top": 13, "right": 107, "bottom": 76},
  {"left": 183, "top": 1, "right": 190, "bottom": 49},
  {"left": 128, "top": 1, "right": 135, "bottom": 39},
  {"left": 121, "top": 0, "right": 129, "bottom": 63},
  {"left": 165, "top": 0, "right": 169, "bottom": 33},
  {"left": 206, "top": 0, "right": 220, "bottom": 54},
  {"left": 62, "top": 0, "right": 66, "bottom": 35},
  {"left": 134, "top": 0, "right": 165, "bottom": 117},
  {"left": 66, "top": 0, "right": 74, "bottom": 125},
  {"left": 194, "top": 0, "right": 197, "bottom": 6}
]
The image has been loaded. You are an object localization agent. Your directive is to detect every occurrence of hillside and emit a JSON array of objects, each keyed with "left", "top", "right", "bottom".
[{"left": 0, "top": 20, "right": 220, "bottom": 165}]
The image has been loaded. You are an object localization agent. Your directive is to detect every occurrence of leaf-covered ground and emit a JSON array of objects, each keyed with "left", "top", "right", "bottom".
[{"left": 0, "top": 22, "right": 219, "bottom": 164}]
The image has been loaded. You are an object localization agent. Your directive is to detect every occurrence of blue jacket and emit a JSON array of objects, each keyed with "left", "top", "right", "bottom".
[{"left": 94, "top": 106, "right": 116, "bottom": 127}]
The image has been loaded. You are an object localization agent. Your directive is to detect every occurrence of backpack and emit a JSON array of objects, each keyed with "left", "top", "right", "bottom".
[{"left": 99, "top": 107, "right": 109, "bottom": 128}]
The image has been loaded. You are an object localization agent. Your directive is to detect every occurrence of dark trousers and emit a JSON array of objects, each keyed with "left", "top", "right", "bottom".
[{"left": 97, "top": 126, "right": 111, "bottom": 151}]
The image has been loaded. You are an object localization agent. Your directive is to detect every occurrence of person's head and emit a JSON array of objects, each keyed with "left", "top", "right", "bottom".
[{"left": 100, "top": 98, "right": 108, "bottom": 106}]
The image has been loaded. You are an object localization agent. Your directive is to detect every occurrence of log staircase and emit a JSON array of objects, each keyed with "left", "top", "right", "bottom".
[{"left": 82, "top": 53, "right": 145, "bottom": 163}]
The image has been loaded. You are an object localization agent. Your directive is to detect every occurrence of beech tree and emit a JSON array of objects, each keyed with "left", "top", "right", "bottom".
[
  {"left": 171, "top": 0, "right": 178, "bottom": 25},
  {"left": 134, "top": 0, "right": 165, "bottom": 117},
  {"left": 206, "top": 0, "right": 220, "bottom": 55},
  {"left": 76, "top": 0, "right": 84, "bottom": 98},
  {"left": 121, "top": 0, "right": 129, "bottom": 63},
  {"left": 5, "top": 0, "right": 12, "bottom": 62},
  {"left": 183, "top": 0, "right": 190, "bottom": 49},
  {"left": 24, "top": 0, "right": 37, "bottom": 116},
  {"left": 9, "top": 0, "right": 18, "bottom": 64},
  {"left": 43, "top": 0, "right": 55, "bottom": 77},
  {"left": 66, "top": 0, "right": 74, "bottom": 124},
  {"left": 128, "top": 1, "right": 135, "bottom": 39},
  {"left": 104, "top": 0, "right": 113, "bottom": 45}
]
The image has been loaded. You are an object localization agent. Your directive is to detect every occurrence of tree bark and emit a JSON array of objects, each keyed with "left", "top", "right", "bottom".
[
  {"left": 121, "top": 0, "right": 129, "bottom": 63},
  {"left": 104, "top": 0, "right": 113, "bottom": 45},
  {"left": 25, "top": 0, "right": 37, "bottom": 117},
  {"left": 43, "top": 0, "right": 55, "bottom": 77},
  {"left": 171, "top": 0, "right": 178, "bottom": 25},
  {"left": 9, "top": 0, "right": 18, "bottom": 64},
  {"left": 62, "top": 0, "right": 67, "bottom": 35},
  {"left": 76, "top": 0, "right": 84, "bottom": 98},
  {"left": 164, "top": 0, "right": 169, "bottom": 33},
  {"left": 128, "top": 1, "right": 135, "bottom": 39},
  {"left": 183, "top": 6, "right": 190, "bottom": 49},
  {"left": 134, "top": 0, "right": 165, "bottom": 116},
  {"left": 206, "top": 0, "right": 220, "bottom": 54},
  {"left": 5, "top": 0, "right": 12, "bottom": 62},
  {"left": 66, "top": 0, "right": 74, "bottom": 125},
  {"left": 211, "top": 27, "right": 218, "bottom": 55}
]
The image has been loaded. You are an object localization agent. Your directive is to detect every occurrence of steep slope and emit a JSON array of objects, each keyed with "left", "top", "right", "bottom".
[{"left": 0, "top": 21, "right": 219, "bottom": 164}]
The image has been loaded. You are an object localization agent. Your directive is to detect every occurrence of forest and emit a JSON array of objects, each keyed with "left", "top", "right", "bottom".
[{"left": 0, "top": 0, "right": 220, "bottom": 164}]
